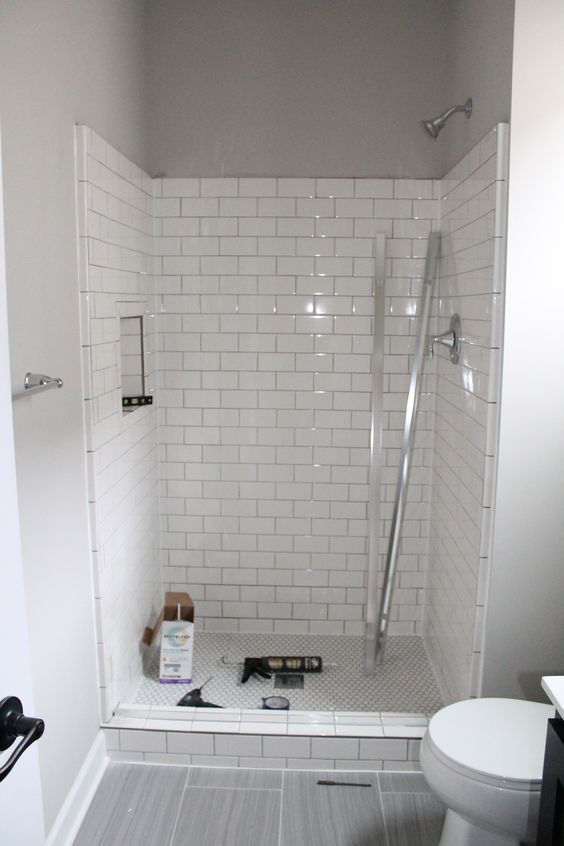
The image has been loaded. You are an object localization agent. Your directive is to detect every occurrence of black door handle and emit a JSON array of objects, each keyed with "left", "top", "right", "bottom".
[{"left": 0, "top": 696, "right": 44, "bottom": 783}]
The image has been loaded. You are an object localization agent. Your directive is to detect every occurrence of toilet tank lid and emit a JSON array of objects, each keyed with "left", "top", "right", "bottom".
[{"left": 427, "top": 698, "right": 555, "bottom": 783}]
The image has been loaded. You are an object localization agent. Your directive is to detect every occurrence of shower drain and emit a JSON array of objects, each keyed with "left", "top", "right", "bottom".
[{"left": 274, "top": 674, "right": 304, "bottom": 690}]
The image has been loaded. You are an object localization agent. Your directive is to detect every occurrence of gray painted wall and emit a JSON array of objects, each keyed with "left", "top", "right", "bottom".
[
  {"left": 0, "top": 0, "right": 147, "bottom": 832},
  {"left": 444, "top": 0, "right": 515, "bottom": 173},
  {"left": 482, "top": 0, "right": 564, "bottom": 703},
  {"left": 145, "top": 0, "right": 450, "bottom": 177},
  {"left": 145, "top": 0, "right": 515, "bottom": 179}
]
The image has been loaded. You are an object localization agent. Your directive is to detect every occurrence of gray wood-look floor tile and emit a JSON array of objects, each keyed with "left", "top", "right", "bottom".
[
  {"left": 378, "top": 773, "right": 432, "bottom": 793},
  {"left": 280, "top": 770, "right": 386, "bottom": 846},
  {"left": 74, "top": 764, "right": 187, "bottom": 846},
  {"left": 381, "top": 793, "right": 445, "bottom": 846},
  {"left": 188, "top": 766, "right": 282, "bottom": 790},
  {"left": 171, "top": 786, "right": 281, "bottom": 846}
]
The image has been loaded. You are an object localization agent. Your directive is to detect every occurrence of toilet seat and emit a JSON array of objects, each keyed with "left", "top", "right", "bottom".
[{"left": 426, "top": 697, "right": 554, "bottom": 789}]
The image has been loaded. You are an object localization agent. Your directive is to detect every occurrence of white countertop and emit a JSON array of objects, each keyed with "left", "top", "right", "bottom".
[{"left": 542, "top": 676, "right": 564, "bottom": 718}]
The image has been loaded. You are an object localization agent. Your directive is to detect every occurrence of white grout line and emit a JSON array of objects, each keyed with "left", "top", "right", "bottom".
[
  {"left": 167, "top": 766, "right": 190, "bottom": 846},
  {"left": 186, "top": 785, "right": 282, "bottom": 792},
  {"left": 376, "top": 772, "right": 392, "bottom": 846},
  {"left": 278, "top": 770, "right": 285, "bottom": 846}
]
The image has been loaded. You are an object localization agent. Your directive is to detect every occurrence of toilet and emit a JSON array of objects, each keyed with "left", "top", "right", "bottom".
[{"left": 420, "top": 698, "right": 554, "bottom": 846}]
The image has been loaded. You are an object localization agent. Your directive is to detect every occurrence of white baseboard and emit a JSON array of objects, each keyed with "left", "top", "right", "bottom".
[{"left": 44, "top": 731, "right": 108, "bottom": 846}]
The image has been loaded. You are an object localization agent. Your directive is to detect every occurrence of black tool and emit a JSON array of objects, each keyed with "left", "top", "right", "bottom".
[
  {"left": 241, "top": 658, "right": 272, "bottom": 683},
  {"left": 317, "top": 780, "right": 372, "bottom": 787},
  {"left": 177, "top": 677, "right": 223, "bottom": 708},
  {"left": 241, "top": 656, "right": 323, "bottom": 684}
]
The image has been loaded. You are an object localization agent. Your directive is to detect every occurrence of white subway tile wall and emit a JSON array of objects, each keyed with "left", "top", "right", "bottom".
[
  {"left": 76, "top": 127, "right": 160, "bottom": 720},
  {"left": 154, "top": 176, "right": 439, "bottom": 634},
  {"left": 77, "top": 125, "right": 508, "bottom": 722},
  {"left": 424, "top": 125, "right": 509, "bottom": 702}
]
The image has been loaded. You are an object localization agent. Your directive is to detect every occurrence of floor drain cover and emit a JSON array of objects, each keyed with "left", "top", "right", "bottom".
[{"left": 274, "top": 674, "right": 304, "bottom": 690}]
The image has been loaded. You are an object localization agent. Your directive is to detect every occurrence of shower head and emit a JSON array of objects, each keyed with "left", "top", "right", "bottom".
[{"left": 421, "top": 98, "right": 473, "bottom": 139}]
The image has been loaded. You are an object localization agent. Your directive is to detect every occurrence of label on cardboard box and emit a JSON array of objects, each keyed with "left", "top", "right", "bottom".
[{"left": 159, "top": 620, "right": 194, "bottom": 684}]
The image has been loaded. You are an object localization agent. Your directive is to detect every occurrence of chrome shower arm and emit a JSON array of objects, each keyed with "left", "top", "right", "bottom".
[{"left": 439, "top": 104, "right": 468, "bottom": 123}]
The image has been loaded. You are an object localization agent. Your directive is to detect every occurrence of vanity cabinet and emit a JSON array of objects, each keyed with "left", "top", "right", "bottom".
[{"left": 537, "top": 714, "right": 564, "bottom": 845}]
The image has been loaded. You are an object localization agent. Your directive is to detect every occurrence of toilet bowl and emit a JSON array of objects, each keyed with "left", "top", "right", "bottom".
[{"left": 420, "top": 698, "right": 554, "bottom": 846}]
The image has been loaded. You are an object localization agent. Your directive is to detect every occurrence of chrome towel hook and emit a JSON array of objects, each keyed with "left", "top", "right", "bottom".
[{"left": 429, "top": 314, "right": 462, "bottom": 364}]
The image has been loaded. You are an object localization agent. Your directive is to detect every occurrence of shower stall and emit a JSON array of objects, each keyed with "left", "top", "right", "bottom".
[{"left": 77, "top": 121, "right": 509, "bottom": 760}]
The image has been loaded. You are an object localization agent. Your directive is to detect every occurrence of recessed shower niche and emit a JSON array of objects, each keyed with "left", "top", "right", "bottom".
[
  {"left": 76, "top": 121, "right": 509, "bottom": 761},
  {"left": 120, "top": 314, "right": 153, "bottom": 411}
]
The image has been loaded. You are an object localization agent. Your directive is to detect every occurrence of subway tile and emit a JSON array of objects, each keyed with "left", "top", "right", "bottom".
[
  {"left": 359, "top": 738, "right": 408, "bottom": 760},
  {"left": 263, "top": 736, "right": 311, "bottom": 758},
  {"left": 201, "top": 217, "right": 238, "bottom": 236},
  {"left": 201, "top": 256, "right": 238, "bottom": 275},
  {"left": 239, "top": 217, "right": 277, "bottom": 236},
  {"left": 308, "top": 737, "right": 360, "bottom": 759},
  {"left": 219, "top": 197, "right": 257, "bottom": 216},
  {"left": 162, "top": 177, "right": 200, "bottom": 196},
  {"left": 155, "top": 197, "right": 181, "bottom": 217},
  {"left": 119, "top": 730, "right": 166, "bottom": 753},
  {"left": 258, "top": 197, "right": 296, "bottom": 217},
  {"left": 278, "top": 217, "right": 315, "bottom": 236},
  {"left": 355, "top": 177, "right": 394, "bottom": 198},
  {"left": 278, "top": 177, "right": 315, "bottom": 197},
  {"left": 200, "top": 177, "right": 238, "bottom": 196},
  {"left": 220, "top": 236, "right": 258, "bottom": 255},
  {"left": 239, "top": 256, "right": 277, "bottom": 275},
  {"left": 259, "top": 236, "right": 296, "bottom": 256},
  {"left": 167, "top": 733, "right": 215, "bottom": 755},
  {"left": 182, "top": 236, "right": 219, "bottom": 255},
  {"left": 296, "top": 197, "right": 335, "bottom": 217},
  {"left": 316, "top": 178, "right": 354, "bottom": 197},
  {"left": 277, "top": 256, "right": 315, "bottom": 276},
  {"left": 181, "top": 197, "right": 218, "bottom": 216},
  {"left": 214, "top": 734, "right": 263, "bottom": 757},
  {"left": 162, "top": 256, "right": 200, "bottom": 275}
]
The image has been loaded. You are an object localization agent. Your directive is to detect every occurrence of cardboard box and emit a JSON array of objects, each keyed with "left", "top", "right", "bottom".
[{"left": 142, "top": 591, "right": 194, "bottom": 647}]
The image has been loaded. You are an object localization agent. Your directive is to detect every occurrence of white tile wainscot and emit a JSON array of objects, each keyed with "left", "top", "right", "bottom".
[{"left": 103, "top": 706, "right": 426, "bottom": 771}]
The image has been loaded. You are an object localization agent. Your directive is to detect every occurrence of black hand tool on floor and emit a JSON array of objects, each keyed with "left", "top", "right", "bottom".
[
  {"left": 177, "top": 677, "right": 223, "bottom": 708},
  {"left": 317, "top": 780, "right": 372, "bottom": 787}
]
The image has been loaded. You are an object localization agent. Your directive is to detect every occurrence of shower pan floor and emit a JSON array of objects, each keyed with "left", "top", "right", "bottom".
[{"left": 133, "top": 633, "right": 443, "bottom": 714}]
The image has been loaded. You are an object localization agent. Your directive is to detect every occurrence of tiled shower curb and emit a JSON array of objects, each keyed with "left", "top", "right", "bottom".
[{"left": 103, "top": 706, "right": 426, "bottom": 771}]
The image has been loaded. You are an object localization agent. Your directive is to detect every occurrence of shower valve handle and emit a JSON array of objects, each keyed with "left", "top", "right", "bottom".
[
  {"left": 430, "top": 329, "right": 455, "bottom": 354},
  {"left": 429, "top": 314, "right": 462, "bottom": 364}
]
